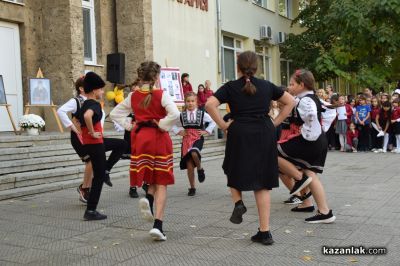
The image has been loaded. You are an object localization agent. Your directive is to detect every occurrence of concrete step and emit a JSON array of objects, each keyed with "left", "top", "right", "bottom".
[
  {"left": 0, "top": 146, "right": 225, "bottom": 189},
  {"left": 0, "top": 155, "right": 224, "bottom": 200}
]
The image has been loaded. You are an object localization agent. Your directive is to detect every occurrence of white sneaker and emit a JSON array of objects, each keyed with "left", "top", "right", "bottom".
[
  {"left": 377, "top": 131, "right": 385, "bottom": 137},
  {"left": 391, "top": 149, "right": 397, "bottom": 153},
  {"left": 371, "top": 148, "right": 377, "bottom": 152},
  {"left": 382, "top": 149, "right": 387, "bottom": 153},
  {"left": 374, "top": 149, "right": 383, "bottom": 153},
  {"left": 149, "top": 228, "right": 167, "bottom": 241},
  {"left": 139, "top": 198, "right": 154, "bottom": 222},
  {"left": 396, "top": 149, "right": 400, "bottom": 154}
]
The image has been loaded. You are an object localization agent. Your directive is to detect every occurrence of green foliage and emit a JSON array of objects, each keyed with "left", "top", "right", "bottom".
[{"left": 281, "top": 0, "right": 400, "bottom": 88}]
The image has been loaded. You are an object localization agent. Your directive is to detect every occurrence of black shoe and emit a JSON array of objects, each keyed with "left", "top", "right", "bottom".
[
  {"left": 84, "top": 210, "right": 107, "bottom": 221},
  {"left": 230, "top": 201, "right": 247, "bottom": 224},
  {"left": 129, "top": 187, "right": 139, "bottom": 198},
  {"left": 251, "top": 230, "right": 274, "bottom": 245},
  {"left": 142, "top": 183, "right": 149, "bottom": 193},
  {"left": 188, "top": 188, "right": 196, "bottom": 196},
  {"left": 290, "top": 174, "right": 312, "bottom": 196},
  {"left": 305, "top": 210, "right": 336, "bottom": 224},
  {"left": 197, "top": 169, "right": 206, "bottom": 183},
  {"left": 104, "top": 172, "right": 113, "bottom": 187},
  {"left": 291, "top": 206, "right": 315, "bottom": 212},
  {"left": 283, "top": 195, "right": 302, "bottom": 205},
  {"left": 121, "top": 154, "right": 131, "bottom": 160}
]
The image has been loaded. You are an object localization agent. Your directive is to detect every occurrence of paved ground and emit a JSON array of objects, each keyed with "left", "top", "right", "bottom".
[{"left": 0, "top": 151, "right": 399, "bottom": 265}]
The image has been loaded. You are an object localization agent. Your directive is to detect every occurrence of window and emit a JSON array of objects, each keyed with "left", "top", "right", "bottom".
[
  {"left": 253, "top": 0, "right": 267, "bottom": 8},
  {"left": 82, "top": 0, "right": 97, "bottom": 64},
  {"left": 255, "top": 45, "right": 271, "bottom": 81},
  {"left": 279, "top": 0, "right": 291, "bottom": 18},
  {"left": 221, "top": 36, "right": 243, "bottom": 83},
  {"left": 280, "top": 60, "right": 294, "bottom": 86}
]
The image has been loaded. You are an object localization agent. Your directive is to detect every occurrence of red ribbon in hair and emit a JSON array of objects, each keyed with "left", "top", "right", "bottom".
[{"left": 295, "top": 69, "right": 302, "bottom": 76}]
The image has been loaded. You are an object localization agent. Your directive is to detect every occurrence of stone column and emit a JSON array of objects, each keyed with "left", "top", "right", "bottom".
[{"left": 116, "top": 0, "right": 153, "bottom": 84}]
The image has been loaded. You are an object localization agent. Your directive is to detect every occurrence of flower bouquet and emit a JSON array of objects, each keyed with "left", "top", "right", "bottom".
[{"left": 18, "top": 114, "right": 45, "bottom": 135}]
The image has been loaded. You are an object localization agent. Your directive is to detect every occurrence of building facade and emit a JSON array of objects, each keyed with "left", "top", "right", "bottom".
[{"left": 0, "top": 0, "right": 299, "bottom": 132}]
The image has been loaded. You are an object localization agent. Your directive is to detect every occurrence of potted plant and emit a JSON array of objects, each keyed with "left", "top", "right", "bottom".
[{"left": 18, "top": 114, "right": 45, "bottom": 135}]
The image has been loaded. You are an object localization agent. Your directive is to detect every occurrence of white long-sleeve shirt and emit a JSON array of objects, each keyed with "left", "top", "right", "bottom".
[
  {"left": 297, "top": 91, "right": 322, "bottom": 141},
  {"left": 171, "top": 109, "right": 216, "bottom": 135},
  {"left": 110, "top": 90, "right": 180, "bottom": 132},
  {"left": 57, "top": 95, "right": 105, "bottom": 129},
  {"left": 57, "top": 95, "right": 87, "bottom": 128}
]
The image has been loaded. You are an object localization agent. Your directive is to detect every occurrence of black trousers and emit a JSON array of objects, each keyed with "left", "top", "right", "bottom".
[
  {"left": 86, "top": 143, "right": 106, "bottom": 211},
  {"left": 357, "top": 124, "right": 370, "bottom": 151},
  {"left": 86, "top": 138, "right": 126, "bottom": 211},
  {"left": 123, "top": 131, "right": 131, "bottom": 155},
  {"left": 327, "top": 125, "right": 338, "bottom": 149},
  {"left": 103, "top": 138, "right": 127, "bottom": 171},
  {"left": 370, "top": 126, "right": 382, "bottom": 149}
]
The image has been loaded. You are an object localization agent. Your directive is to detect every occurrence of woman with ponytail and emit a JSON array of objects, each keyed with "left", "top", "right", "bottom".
[
  {"left": 206, "top": 51, "right": 295, "bottom": 245},
  {"left": 110, "top": 61, "right": 180, "bottom": 241}
]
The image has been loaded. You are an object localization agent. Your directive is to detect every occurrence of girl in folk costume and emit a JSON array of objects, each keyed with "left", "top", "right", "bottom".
[
  {"left": 171, "top": 92, "right": 216, "bottom": 196},
  {"left": 110, "top": 61, "right": 180, "bottom": 241},
  {"left": 278, "top": 69, "right": 336, "bottom": 223},
  {"left": 57, "top": 77, "right": 92, "bottom": 203},
  {"left": 206, "top": 51, "right": 295, "bottom": 245}
]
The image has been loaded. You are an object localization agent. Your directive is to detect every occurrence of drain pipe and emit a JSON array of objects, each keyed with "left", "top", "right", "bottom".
[{"left": 216, "top": 0, "right": 222, "bottom": 74}]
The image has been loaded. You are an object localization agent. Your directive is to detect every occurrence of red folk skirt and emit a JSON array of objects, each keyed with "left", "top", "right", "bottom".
[
  {"left": 130, "top": 127, "right": 174, "bottom": 186},
  {"left": 179, "top": 129, "right": 204, "bottom": 170},
  {"left": 278, "top": 124, "right": 301, "bottom": 144}
]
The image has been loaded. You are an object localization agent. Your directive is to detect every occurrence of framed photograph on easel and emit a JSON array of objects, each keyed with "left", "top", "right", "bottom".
[
  {"left": 29, "top": 78, "right": 51, "bottom": 105},
  {"left": 159, "top": 67, "right": 184, "bottom": 104}
]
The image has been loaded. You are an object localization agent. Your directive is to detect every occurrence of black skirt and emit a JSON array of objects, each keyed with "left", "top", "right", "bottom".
[
  {"left": 278, "top": 133, "right": 327, "bottom": 174},
  {"left": 392, "top": 122, "right": 400, "bottom": 135},
  {"left": 179, "top": 138, "right": 204, "bottom": 170},
  {"left": 223, "top": 117, "right": 279, "bottom": 191}
]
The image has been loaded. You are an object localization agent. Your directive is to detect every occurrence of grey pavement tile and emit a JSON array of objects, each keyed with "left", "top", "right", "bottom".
[
  {"left": 165, "top": 257, "right": 224, "bottom": 266},
  {"left": 151, "top": 243, "right": 199, "bottom": 256},
  {"left": 67, "top": 256, "right": 119, "bottom": 266},
  {"left": 0, "top": 243, "right": 26, "bottom": 258},
  {"left": 116, "top": 252, "right": 176, "bottom": 266},
  {"left": 186, "top": 247, "right": 235, "bottom": 261},
  {"left": 35, "top": 239, "right": 86, "bottom": 252},
  {"left": 222, "top": 251, "right": 275, "bottom": 266},
  {"left": 1, "top": 248, "right": 51, "bottom": 264},
  {"left": 93, "top": 246, "right": 143, "bottom": 262},
  {"left": 26, "top": 253, "right": 86, "bottom": 266},
  {"left": 0, "top": 232, "right": 54, "bottom": 248}
]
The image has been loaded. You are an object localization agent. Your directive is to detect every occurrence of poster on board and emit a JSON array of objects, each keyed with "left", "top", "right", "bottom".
[{"left": 159, "top": 67, "right": 184, "bottom": 103}]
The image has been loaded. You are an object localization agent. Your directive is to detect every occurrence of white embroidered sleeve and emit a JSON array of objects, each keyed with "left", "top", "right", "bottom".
[
  {"left": 203, "top": 112, "right": 217, "bottom": 134},
  {"left": 159, "top": 92, "right": 180, "bottom": 131},
  {"left": 298, "top": 97, "right": 321, "bottom": 141},
  {"left": 110, "top": 92, "right": 133, "bottom": 131},
  {"left": 57, "top": 98, "right": 77, "bottom": 128}
]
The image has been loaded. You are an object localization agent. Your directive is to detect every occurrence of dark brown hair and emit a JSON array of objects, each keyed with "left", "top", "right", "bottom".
[
  {"left": 137, "top": 61, "right": 161, "bottom": 109},
  {"left": 291, "top": 69, "right": 315, "bottom": 91},
  {"left": 237, "top": 51, "right": 258, "bottom": 96},
  {"left": 74, "top": 76, "right": 85, "bottom": 96}
]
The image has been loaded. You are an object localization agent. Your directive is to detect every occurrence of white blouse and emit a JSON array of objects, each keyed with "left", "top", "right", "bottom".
[
  {"left": 110, "top": 90, "right": 180, "bottom": 132},
  {"left": 57, "top": 95, "right": 87, "bottom": 128},
  {"left": 297, "top": 91, "right": 321, "bottom": 141},
  {"left": 171, "top": 109, "right": 217, "bottom": 135}
]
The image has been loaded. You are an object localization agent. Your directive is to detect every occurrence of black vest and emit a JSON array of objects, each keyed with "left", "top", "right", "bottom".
[
  {"left": 71, "top": 96, "right": 85, "bottom": 119},
  {"left": 294, "top": 94, "right": 323, "bottom": 126},
  {"left": 180, "top": 110, "right": 205, "bottom": 129}
]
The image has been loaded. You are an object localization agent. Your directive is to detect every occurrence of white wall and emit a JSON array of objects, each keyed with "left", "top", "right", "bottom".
[{"left": 152, "top": 0, "right": 218, "bottom": 92}]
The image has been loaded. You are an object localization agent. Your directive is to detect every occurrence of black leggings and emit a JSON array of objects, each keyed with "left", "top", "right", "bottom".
[
  {"left": 357, "top": 124, "right": 370, "bottom": 151},
  {"left": 86, "top": 138, "right": 127, "bottom": 211}
]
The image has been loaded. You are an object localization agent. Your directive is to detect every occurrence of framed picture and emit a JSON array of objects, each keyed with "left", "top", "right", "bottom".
[
  {"left": 29, "top": 78, "right": 51, "bottom": 105},
  {"left": 159, "top": 68, "right": 184, "bottom": 103},
  {"left": 0, "top": 75, "right": 6, "bottom": 105}
]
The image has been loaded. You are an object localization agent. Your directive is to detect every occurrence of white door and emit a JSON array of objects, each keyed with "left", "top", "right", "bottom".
[{"left": 0, "top": 21, "right": 23, "bottom": 131}]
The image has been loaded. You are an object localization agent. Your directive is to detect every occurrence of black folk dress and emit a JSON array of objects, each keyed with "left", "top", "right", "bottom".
[{"left": 214, "top": 77, "right": 284, "bottom": 191}]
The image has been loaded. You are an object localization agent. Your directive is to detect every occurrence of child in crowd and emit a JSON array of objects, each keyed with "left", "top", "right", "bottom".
[
  {"left": 269, "top": 100, "right": 281, "bottom": 139},
  {"left": 375, "top": 101, "right": 392, "bottom": 153},
  {"left": 197, "top": 84, "right": 207, "bottom": 111},
  {"left": 327, "top": 95, "right": 339, "bottom": 150},
  {"left": 346, "top": 122, "right": 359, "bottom": 152},
  {"left": 335, "top": 95, "right": 348, "bottom": 152},
  {"left": 110, "top": 61, "right": 180, "bottom": 241},
  {"left": 355, "top": 95, "right": 371, "bottom": 151},
  {"left": 391, "top": 98, "right": 400, "bottom": 153},
  {"left": 172, "top": 92, "right": 216, "bottom": 196},
  {"left": 370, "top": 97, "right": 381, "bottom": 151},
  {"left": 181, "top": 73, "right": 193, "bottom": 96}
]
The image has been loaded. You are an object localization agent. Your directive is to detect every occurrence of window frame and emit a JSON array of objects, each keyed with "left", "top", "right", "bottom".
[
  {"left": 221, "top": 35, "right": 243, "bottom": 83},
  {"left": 255, "top": 46, "right": 271, "bottom": 81},
  {"left": 252, "top": 0, "right": 267, "bottom": 9},
  {"left": 1, "top": 0, "right": 24, "bottom": 5},
  {"left": 280, "top": 59, "right": 293, "bottom": 86},
  {"left": 278, "top": 0, "right": 291, "bottom": 18},
  {"left": 82, "top": 0, "right": 97, "bottom": 65}
]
